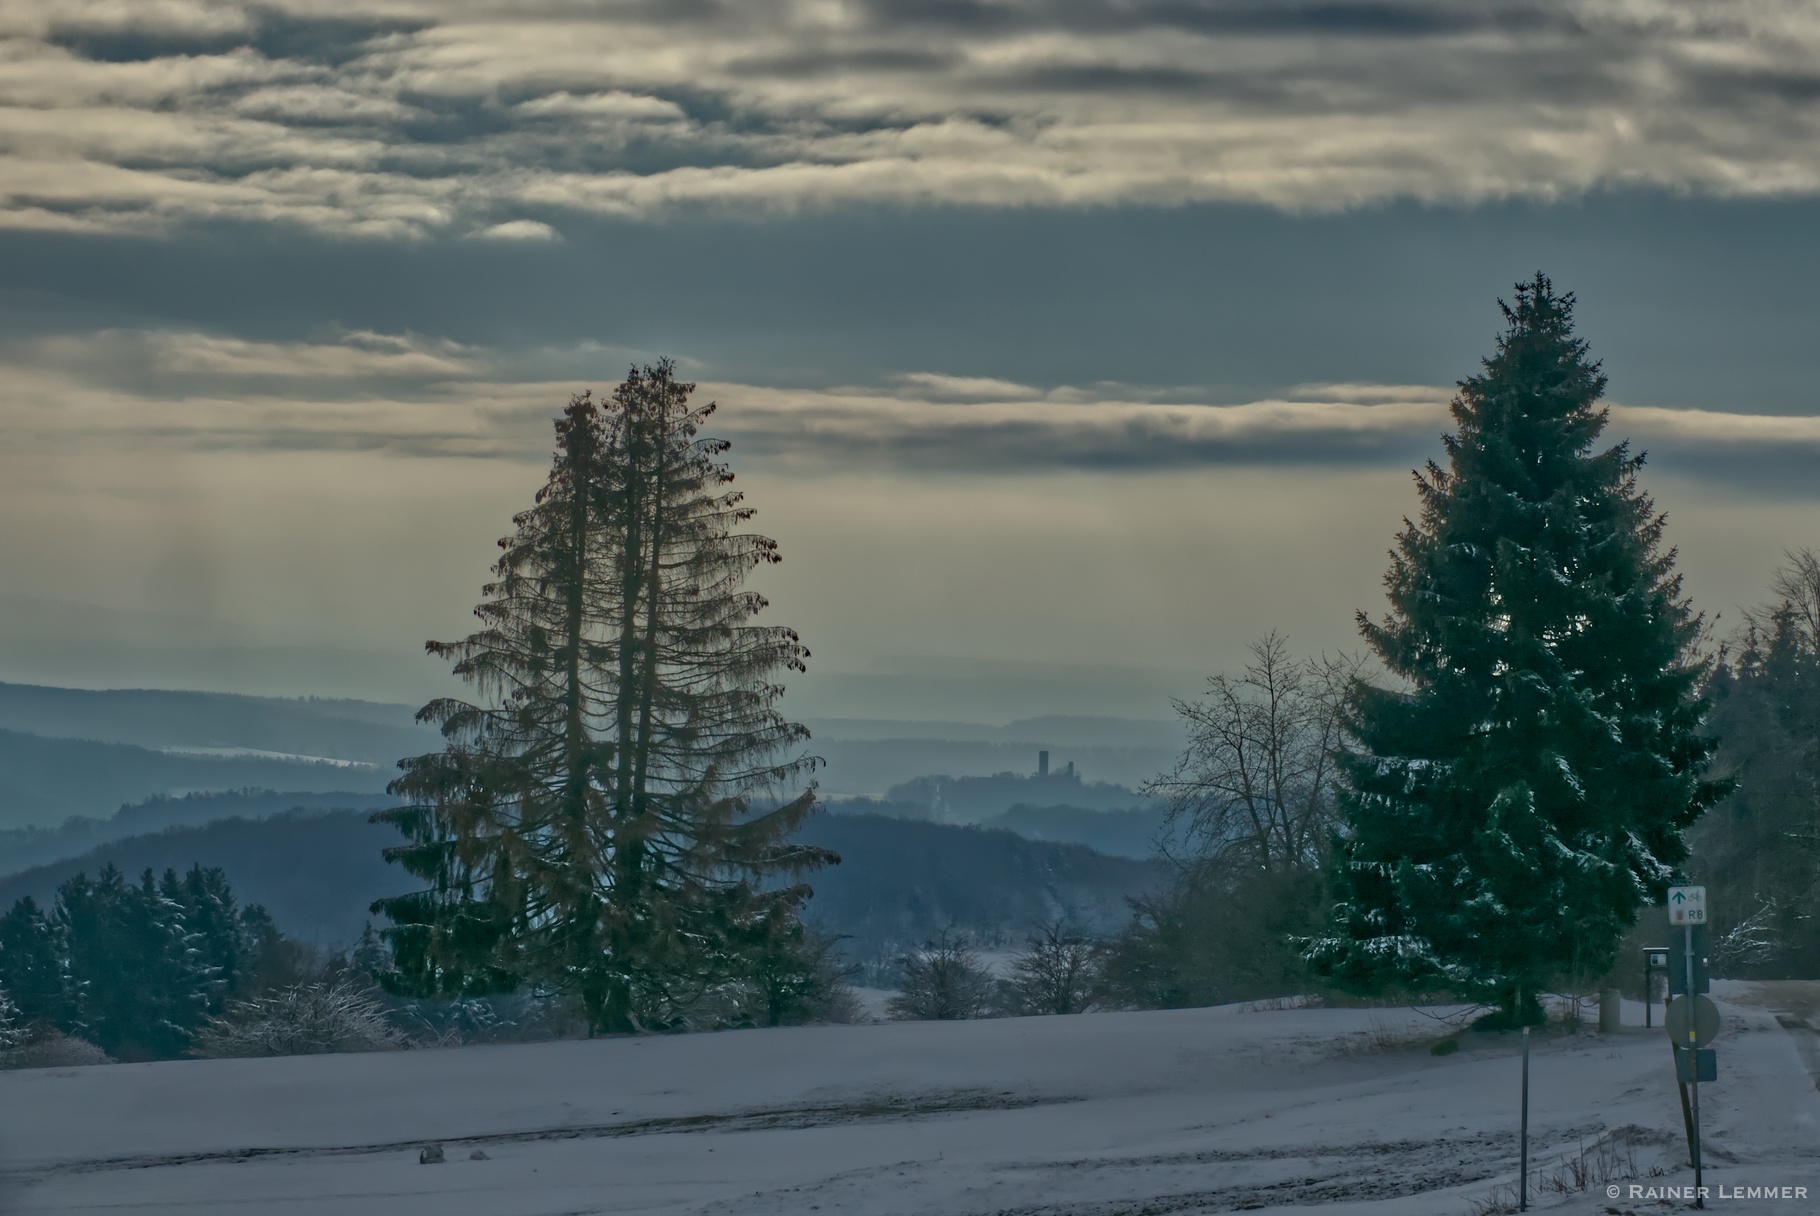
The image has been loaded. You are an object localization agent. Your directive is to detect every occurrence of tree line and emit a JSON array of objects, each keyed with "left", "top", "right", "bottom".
[
  {"left": 0, "top": 863, "right": 308, "bottom": 1061},
  {"left": 1, "top": 275, "right": 1790, "bottom": 1044}
]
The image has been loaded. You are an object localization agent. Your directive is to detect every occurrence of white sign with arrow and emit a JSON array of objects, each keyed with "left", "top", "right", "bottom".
[{"left": 1668, "top": 885, "right": 1707, "bottom": 926}]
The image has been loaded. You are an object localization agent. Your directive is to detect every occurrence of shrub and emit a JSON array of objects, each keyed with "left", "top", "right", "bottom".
[
  {"left": 1006, "top": 923, "right": 1102, "bottom": 1015},
  {"left": 887, "top": 932, "right": 996, "bottom": 1021},
  {"left": 191, "top": 980, "right": 403, "bottom": 1058}
]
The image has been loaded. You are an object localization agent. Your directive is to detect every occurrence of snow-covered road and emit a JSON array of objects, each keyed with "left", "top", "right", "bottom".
[{"left": 2, "top": 992, "right": 1816, "bottom": 1215}]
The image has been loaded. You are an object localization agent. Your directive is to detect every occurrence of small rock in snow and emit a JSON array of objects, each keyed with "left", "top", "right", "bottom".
[{"left": 419, "top": 1145, "right": 445, "bottom": 1164}]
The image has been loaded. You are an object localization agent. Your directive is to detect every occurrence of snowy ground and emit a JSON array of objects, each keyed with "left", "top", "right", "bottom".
[{"left": 2, "top": 986, "right": 1817, "bottom": 1216}]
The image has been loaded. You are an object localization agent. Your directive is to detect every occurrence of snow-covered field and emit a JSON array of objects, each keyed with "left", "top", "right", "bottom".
[{"left": 3, "top": 988, "right": 1817, "bottom": 1216}]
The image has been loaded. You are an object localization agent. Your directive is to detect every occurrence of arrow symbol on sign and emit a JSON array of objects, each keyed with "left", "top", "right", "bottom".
[{"left": 1672, "top": 892, "right": 1685, "bottom": 903}]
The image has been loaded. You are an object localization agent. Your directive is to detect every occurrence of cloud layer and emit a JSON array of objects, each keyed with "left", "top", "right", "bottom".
[
  {"left": 6, "top": 1, "right": 1820, "bottom": 236},
  {"left": 3, "top": 326, "right": 1815, "bottom": 486}
]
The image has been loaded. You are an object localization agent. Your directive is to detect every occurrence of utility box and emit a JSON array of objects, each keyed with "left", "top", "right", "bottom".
[{"left": 1599, "top": 988, "right": 1622, "bottom": 1033}]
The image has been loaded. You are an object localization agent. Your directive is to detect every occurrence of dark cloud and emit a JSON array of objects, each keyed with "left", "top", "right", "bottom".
[
  {"left": 1683, "top": 66, "right": 1820, "bottom": 107},
  {"left": 726, "top": 47, "right": 963, "bottom": 80},
  {"left": 849, "top": 0, "right": 1543, "bottom": 37},
  {"left": 246, "top": 9, "right": 436, "bottom": 66},
  {"left": 1000, "top": 63, "right": 1229, "bottom": 96},
  {"left": 48, "top": 7, "right": 434, "bottom": 67},
  {"left": 725, "top": 411, "right": 1444, "bottom": 473},
  {"left": 5, "top": 195, "right": 1819, "bottom": 411},
  {"left": 44, "top": 25, "right": 247, "bottom": 63},
  {"left": 9, "top": 0, "right": 1820, "bottom": 237}
]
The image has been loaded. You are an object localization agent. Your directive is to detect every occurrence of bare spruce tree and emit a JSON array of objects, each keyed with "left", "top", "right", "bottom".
[{"left": 375, "top": 362, "right": 833, "bottom": 1033}]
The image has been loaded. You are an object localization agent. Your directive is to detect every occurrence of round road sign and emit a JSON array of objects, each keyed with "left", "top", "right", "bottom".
[{"left": 1664, "top": 994, "right": 1720, "bottom": 1048}]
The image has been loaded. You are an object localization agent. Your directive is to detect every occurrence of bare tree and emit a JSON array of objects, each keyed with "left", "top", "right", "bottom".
[
  {"left": 1008, "top": 923, "right": 1101, "bottom": 1015},
  {"left": 887, "top": 932, "right": 995, "bottom": 1021},
  {"left": 1145, "top": 633, "right": 1360, "bottom": 877}
]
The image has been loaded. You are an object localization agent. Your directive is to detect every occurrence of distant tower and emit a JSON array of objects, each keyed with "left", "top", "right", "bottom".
[
  {"left": 1065, "top": 760, "right": 1075, "bottom": 778},
  {"left": 1038, "top": 750, "right": 1049, "bottom": 777}
]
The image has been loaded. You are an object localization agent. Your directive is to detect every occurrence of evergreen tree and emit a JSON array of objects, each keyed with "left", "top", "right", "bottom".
[
  {"left": 236, "top": 902, "right": 312, "bottom": 997},
  {"left": 0, "top": 896, "right": 67, "bottom": 1028},
  {"left": 376, "top": 362, "right": 833, "bottom": 1033},
  {"left": 1690, "top": 551, "right": 1820, "bottom": 975},
  {"left": 1306, "top": 275, "right": 1724, "bottom": 1026},
  {"left": 57, "top": 866, "right": 209, "bottom": 1059},
  {"left": 159, "top": 865, "right": 241, "bottom": 1014}
]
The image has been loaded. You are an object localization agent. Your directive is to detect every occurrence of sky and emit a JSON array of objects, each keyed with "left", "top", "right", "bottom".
[{"left": 3, "top": 0, "right": 1819, "bottom": 721}]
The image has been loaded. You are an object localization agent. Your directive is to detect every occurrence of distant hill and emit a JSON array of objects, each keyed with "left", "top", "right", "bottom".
[
  {"left": 802, "top": 714, "right": 1180, "bottom": 796},
  {"left": 805, "top": 714, "right": 1181, "bottom": 747},
  {"left": 0, "top": 809, "right": 1163, "bottom": 965},
  {"left": 0, "top": 681, "right": 437, "bottom": 765},
  {"left": 0, "top": 809, "right": 401, "bottom": 946},
  {"left": 0, "top": 680, "right": 1181, "bottom": 802},
  {"left": 812, "top": 737, "right": 1174, "bottom": 798},
  {"left": 884, "top": 768, "right": 1149, "bottom": 820},
  {"left": 980, "top": 804, "right": 1170, "bottom": 860},
  {"left": 0, "top": 728, "right": 393, "bottom": 830},
  {"left": 798, "top": 815, "right": 1162, "bottom": 980},
  {"left": 824, "top": 796, "right": 1169, "bottom": 860},
  {"left": 0, "top": 789, "right": 395, "bottom": 877}
]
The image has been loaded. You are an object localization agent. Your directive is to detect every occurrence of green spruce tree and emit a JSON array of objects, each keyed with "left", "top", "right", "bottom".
[
  {"left": 159, "top": 865, "right": 241, "bottom": 1014},
  {"left": 0, "top": 896, "right": 68, "bottom": 1029},
  {"left": 1306, "top": 275, "right": 1725, "bottom": 1026},
  {"left": 57, "top": 866, "right": 210, "bottom": 1059},
  {"left": 375, "top": 362, "right": 833, "bottom": 1033}
]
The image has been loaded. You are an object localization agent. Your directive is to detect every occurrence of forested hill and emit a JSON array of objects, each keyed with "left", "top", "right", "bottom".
[
  {"left": 0, "top": 810, "right": 1164, "bottom": 966},
  {"left": 0, "top": 681, "right": 436, "bottom": 764},
  {"left": 797, "top": 815, "right": 1163, "bottom": 973},
  {"left": 0, "top": 729, "right": 393, "bottom": 829},
  {"left": 0, "top": 789, "right": 396, "bottom": 877}
]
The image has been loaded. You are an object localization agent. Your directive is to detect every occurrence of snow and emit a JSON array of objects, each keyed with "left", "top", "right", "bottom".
[{"left": 2, "top": 988, "right": 1817, "bottom": 1215}]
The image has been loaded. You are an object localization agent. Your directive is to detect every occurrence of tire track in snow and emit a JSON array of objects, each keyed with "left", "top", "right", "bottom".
[
  {"left": 8, "top": 1089, "right": 1062, "bottom": 1182},
  {"left": 975, "top": 1124, "right": 1612, "bottom": 1215}
]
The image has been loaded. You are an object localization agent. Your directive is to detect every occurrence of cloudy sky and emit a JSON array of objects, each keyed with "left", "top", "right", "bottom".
[{"left": 3, "top": 0, "right": 1819, "bottom": 720}]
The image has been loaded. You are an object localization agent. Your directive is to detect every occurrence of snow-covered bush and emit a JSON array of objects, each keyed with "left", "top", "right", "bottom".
[
  {"left": 2, "top": 992, "right": 115, "bottom": 1069},
  {"left": 0, "top": 987, "right": 24, "bottom": 1052},
  {"left": 191, "top": 980, "right": 403, "bottom": 1057},
  {"left": 3, "top": 1031, "right": 113, "bottom": 1069}
]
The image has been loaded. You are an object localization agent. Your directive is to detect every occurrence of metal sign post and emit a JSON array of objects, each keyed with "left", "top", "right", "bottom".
[
  {"left": 1518, "top": 1025, "right": 1530, "bottom": 1212},
  {"left": 1685, "top": 919, "right": 1704, "bottom": 1209},
  {"left": 1667, "top": 886, "right": 1709, "bottom": 1210}
]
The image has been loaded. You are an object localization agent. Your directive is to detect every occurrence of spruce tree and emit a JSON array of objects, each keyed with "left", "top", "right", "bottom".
[
  {"left": 160, "top": 865, "right": 241, "bottom": 1014},
  {"left": 375, "top": 361, "right": 832, "bottom": 1033},
  {"left": 1306, "top": 275, "right": 1724, "bottom": 1026},
  {"left": 57, "top": 866, "right": 209, "bottom": 1059},
  {"left": 0, "top": 897, "right": 67, "bottom": 1029}
]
